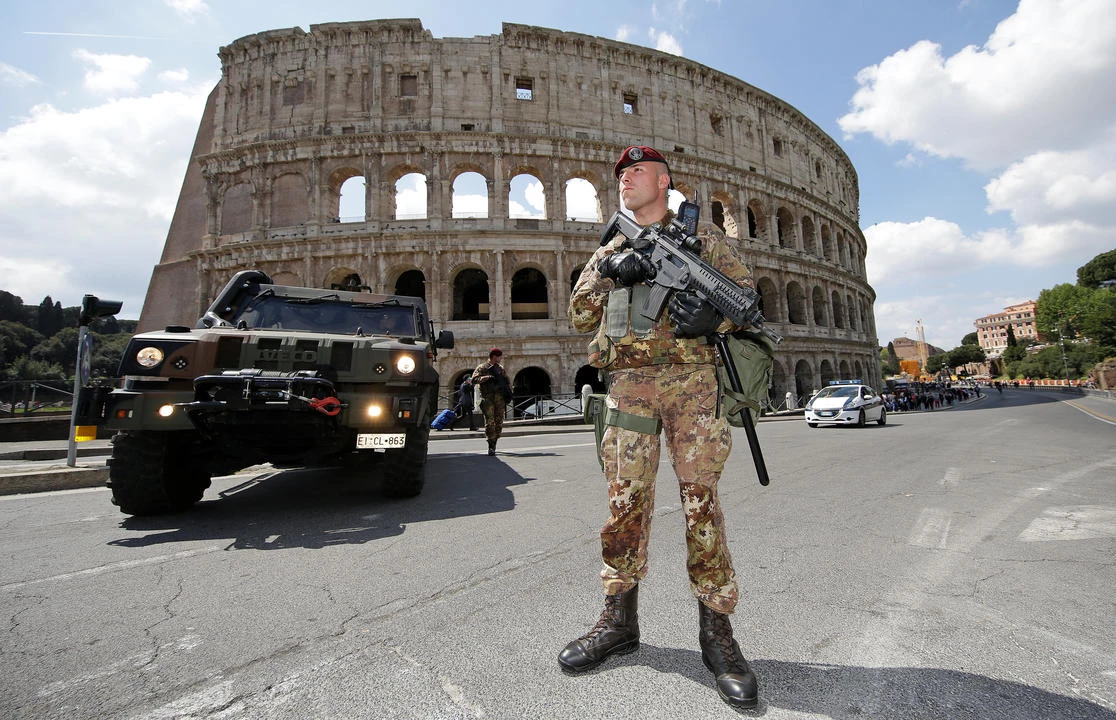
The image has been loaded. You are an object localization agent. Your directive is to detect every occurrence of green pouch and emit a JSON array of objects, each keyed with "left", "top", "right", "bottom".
[{"left": 717, "top": 329, "right": 776, "bottom": 426}]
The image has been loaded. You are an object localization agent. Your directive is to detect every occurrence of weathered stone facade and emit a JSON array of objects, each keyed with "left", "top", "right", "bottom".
[{"left": 139, "top": 19, "right": 879, "bottom": 405}]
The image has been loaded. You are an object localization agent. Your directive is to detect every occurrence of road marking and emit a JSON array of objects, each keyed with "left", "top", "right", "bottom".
[
  {"left": 940, "top": 467, "right": 962, "bottom": 489},
  {"left": 1064, "top": 399, "right": 1116, "bottom": 425},
  {"left": 909, "top": 507, "right": 951, "bottom": 548},
  {"left": 1, "top": 546, "right": 222, "bottom": 591},
  {"left": 1018, "top": 505, "right": 1116, "bottom": 541}
]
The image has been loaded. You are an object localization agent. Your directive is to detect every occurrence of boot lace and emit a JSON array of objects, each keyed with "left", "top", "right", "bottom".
[
  {"left": 705, "top": 611, "right": 746, "bottom": 671},
  {"left": 580, "top": 594, "right": 624, "bottom": 642}
]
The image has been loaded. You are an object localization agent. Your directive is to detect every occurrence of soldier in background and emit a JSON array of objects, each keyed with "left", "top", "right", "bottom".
[
  {"left": 471, "top": 348, "right": 511, "bottom": 455},
  {"left": 560, "top": 146, "right": 759, "bottom": 709}
]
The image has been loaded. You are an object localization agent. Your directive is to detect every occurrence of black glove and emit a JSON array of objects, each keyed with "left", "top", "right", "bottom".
[
  {"left": 598, "top": 251, "right": 655, "bottom": 287},
  {"left": 668, "top": 290, "right": 722, "bottom": 338}
]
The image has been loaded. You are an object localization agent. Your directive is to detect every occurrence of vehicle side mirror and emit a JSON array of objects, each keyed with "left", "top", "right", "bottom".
[{"left": 435, "top": 330, "right": 455, "bottom": 349}]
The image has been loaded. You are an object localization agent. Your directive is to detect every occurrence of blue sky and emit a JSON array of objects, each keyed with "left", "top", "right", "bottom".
[{"left": 2, "top": 0, "right": 1113, "bottom": 349}]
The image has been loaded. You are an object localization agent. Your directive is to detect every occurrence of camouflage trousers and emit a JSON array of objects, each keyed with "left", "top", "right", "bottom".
[
  {"left": 478, "top": 396, "right": 506, "bottom": 443},
  {"left": 598, "top": 363, "right": 738, "bottom": 614}
]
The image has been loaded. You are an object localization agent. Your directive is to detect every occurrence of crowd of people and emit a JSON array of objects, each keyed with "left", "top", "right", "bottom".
[{"left": 882, "top": 383, "right": 981, "bottom": 412}]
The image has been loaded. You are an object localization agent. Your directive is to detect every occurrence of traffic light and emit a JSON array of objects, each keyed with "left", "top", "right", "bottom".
[{"left": 79, "top": 294, "right": 122, "bottom": 326}]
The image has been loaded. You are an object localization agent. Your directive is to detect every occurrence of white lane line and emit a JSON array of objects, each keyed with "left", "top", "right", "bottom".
[
  {"left": 909, "top": 507, "right": 952, "bottom": 548},
  {"left": 1, "top": 546, "right": 222, "bottom": 591}
]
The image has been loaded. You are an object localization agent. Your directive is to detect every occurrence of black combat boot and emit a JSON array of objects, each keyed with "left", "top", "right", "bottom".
[
  {"left": 487, "top": 440, "right": 497, "bottom": 456},
  {"left": 698, "top": 602, "right": 758, "bottom": 709},
  {"left": 558, "top": 585, "right": 640, "bottom": 673}
]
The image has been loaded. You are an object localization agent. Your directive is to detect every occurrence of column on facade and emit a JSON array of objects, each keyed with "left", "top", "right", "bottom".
[{"left": 492, "top": 249, "right": 505, "bottom": 321}]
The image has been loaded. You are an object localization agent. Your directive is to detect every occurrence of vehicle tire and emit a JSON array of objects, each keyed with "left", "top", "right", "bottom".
[
  {"left": 856, "top": 410, "right": 866, "bottom": 427},
  {"left": 107, "top": 431, "right": 212, "bottom": 515},
  {"left": 807, "top": 422, "right": 818, "bottom": 428},
  {"left": 877, "top": 407, "right": 887, "bottom": 426},
  {"left": 380, "top": 425, "right": 429, "bottom": 498}
]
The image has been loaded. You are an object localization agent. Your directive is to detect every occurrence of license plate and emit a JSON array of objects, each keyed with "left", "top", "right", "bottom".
[
  {"left": 819, "top": 411, "right": 836, "bottom": 417},
  {"left": 356, "top": 433, "right": 406, "bottom": 449}
]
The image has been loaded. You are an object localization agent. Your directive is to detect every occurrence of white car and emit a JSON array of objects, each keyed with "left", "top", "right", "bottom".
[{"left": 804, "top": 382, "right": 886, "bottom": 428}]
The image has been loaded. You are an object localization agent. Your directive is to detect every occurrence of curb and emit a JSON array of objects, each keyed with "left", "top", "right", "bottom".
[{"left": 0, "top": 465, "right": 109, "bottom": 496}]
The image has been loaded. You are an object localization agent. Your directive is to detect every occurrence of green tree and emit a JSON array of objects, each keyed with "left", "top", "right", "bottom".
[
  {"left": 30, "top": 327, "right": 79, "bottom": 374},
  {"left": 6, "top": 356, "right": 65, "bottom": 381},
  {"left": 1036, "top": 283, "right": 1089, "bottom": 341},
  {"left": 1079, "top": 285, "right": 1116, "bottom": 352},
  {"left": 1077, "top": 248, "right": 1116, "bottom": 288},
  {"left": 0, "top": 321, "right": 45, "bottom": 366},
  {"left": 949, "top": 343, "right": 986, "bottom": 366},
  {"left": 925, "top": 353, "right": 948, "bottom": 374},
  {"left": 0, "top": 291, "right": 25, "bottom": 323},
  {"left": 879, "top": 343, "right": 900, "bottom": 375},
  {"left": 1002, "top": 324, "right": 1026, "bottom": 364},
  {"left": 961, "top": 331, "right": 979, "bottom": 346}
]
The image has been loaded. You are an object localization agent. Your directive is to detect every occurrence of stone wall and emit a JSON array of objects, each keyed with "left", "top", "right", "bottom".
[{"left": 140, "top": 19, "right": 879, "bottom": 405}]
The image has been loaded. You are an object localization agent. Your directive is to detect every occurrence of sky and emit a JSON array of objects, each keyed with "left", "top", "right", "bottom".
[{"left": 2, "top": 0, "right": 1114, "bottom": 349}]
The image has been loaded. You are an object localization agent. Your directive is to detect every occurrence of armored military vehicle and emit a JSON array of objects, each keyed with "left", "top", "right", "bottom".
[{"left": 76, "top": 270, "right": 454, "bottom": 515}]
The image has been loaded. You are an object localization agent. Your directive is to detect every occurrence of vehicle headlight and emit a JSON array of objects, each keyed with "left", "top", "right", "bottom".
[
  {"left": 135, "top": 346, "right": 165, "bottom": 368},
  {"left": 395, "top": 354, "right": 416, "bottom": 374}
]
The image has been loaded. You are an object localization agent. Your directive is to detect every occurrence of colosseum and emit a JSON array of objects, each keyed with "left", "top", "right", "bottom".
[{"left": 139, "top": 18, "right": 880, "bottom": 409}]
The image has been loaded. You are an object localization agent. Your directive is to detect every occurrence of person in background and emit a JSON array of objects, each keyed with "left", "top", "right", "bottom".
[
  {"left": 560, "top": 145, "right": 759, "bottom": 709},
  {"left": 451, "top": 377, "right": 477, "bottom": 431},
  {"left": 470, "top": 348, "right": 511, "bottom": 455}
]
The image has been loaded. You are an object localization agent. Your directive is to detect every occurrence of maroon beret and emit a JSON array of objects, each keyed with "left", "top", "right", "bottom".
[{"left": 614, "top": 145, "right": 670, "bottom": 178}]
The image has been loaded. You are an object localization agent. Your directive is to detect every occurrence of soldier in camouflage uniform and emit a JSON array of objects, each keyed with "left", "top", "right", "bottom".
[
  {"left": 471, "top": 347, "right": 510, "bottom": 456},
  {"left": 558, "top": 146, "right": 759, "bottom": 709}
]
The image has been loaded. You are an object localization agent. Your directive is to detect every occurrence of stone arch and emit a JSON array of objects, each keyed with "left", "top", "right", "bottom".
[
  {"left": 451, "top": 266, "right": 489, "bottom": 320},
  {"left": 509, "top": 169, "right": 546, "bottom": 219},
  {"left": 811, "top": 285, "right": 828, "bottom": 327},
  {"left": 839, "top": 359, "right": 852, "bottom": 379},
  {"left": 831, "top": 290, "right": 845, "bottom": 329},
  {"left": 510, "top": 266, "right": 549, "bottom": 319},
  {"left": 786, "top": 280, "right": 807, "bottom": 325},
  {"left": 452, "top": 169, "right": 489, "bottom": 219},
  {"left": 390, "top": 164, "right": 428, "bottom": 220},
  {"left": 575, "top": 364, "right": 605, "bottom": 394},
  {"left": 755, "top": 275, "right": 780, "bottom": 323},
  {"left": 794, "top": 359, "right": 814, "bottom": 401},
  {"left": 564, "top": 176, "right": 601, "bottom": 222},
  {"left": 775, "top": 207, "right": 795, "bottom": 249},
  {"left": 770, "top": 360, "right": 788, "bottom": 406},
  {"left": 512, "top": 365, "right": 552, "bottom": 412},
  {"left": 745, "top": 199, "right": 767, "bottom": 241},
  {"left": 221, "top": 181, "right": 254, "bottom": 234},
  {"left": 569, "top": 266, "right": 585, "bottom": 293},
  {"left": 821, "top": 224, "right": 835, "bottom": 262},
  {"left": 709, "top": 191, "right": 739, "bottom": 239},
  {"left": 819, "top": 359, "right": 836, "bottom": 386},
  {"left": 327, "top": 165, "right": 364, "bottom": 222},
  {"left": 801, "top": 216, "right": 818, "bottom": 256},
  {"left": 394, "top": 268, "right": 426, "bottom": 300},
  {"left": 325, "top": 267, "right": 367, "bottom": 292},
  {"left": 270, "top": 172, "right": 310, "bottom": 228}
]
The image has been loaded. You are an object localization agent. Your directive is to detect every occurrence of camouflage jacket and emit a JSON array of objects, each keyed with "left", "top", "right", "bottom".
[{"left": 568, "top": 211, "right": 755, "bottom": 370}]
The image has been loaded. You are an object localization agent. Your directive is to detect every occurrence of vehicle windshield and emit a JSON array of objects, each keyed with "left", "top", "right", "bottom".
[
  {"left": 232, "top": 295, "right": 419, "bottom": 336},
  {"left": 815, "top": 386, "right": 859, "bottom": 399}
]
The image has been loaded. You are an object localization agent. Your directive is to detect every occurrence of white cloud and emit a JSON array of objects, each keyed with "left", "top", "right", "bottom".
[
  {"left": 845, "top": 0, "right": 1116, "bottom": 347},
  {"left": 0, "top": 63, "right": 39, "bottom": 87},
  {"left": 73, "top": 50, "right": 151, "bottom": 96},
  {"left": 615, "top": 25, "right": 634, "bottom": 43},
  {"left": 650, "top": 28, "right": 683, "bottom": 56},
  {"left": 839, "top": 0, "right": 1116, "bottom": 170},
  {"left": 157, "top": 68, "right": 191, "bottom": 85},
  {"left": 165, "top": 0, "right": 210, "bottom": 21},
  {"left": 0, "top": 83, "right": 211, "bottom": 312}
]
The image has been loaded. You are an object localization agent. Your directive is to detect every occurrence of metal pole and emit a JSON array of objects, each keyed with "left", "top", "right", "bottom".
[{"left": 66, "top": 325, "right": 89, "bottom": 467}]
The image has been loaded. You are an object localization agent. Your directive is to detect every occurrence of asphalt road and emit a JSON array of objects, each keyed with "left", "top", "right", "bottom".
[{"left": 1, "top": 389, "right": 1113, "bottom": 719}]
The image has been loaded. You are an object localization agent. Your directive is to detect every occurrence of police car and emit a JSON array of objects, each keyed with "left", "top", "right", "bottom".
[{"left": 804, "top": 380, "right": 886, "bottom": 428}]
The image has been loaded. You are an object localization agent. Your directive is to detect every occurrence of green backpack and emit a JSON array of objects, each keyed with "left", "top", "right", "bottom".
[{"left": 716, "top": 329, "right": 777, "bottom": 426}]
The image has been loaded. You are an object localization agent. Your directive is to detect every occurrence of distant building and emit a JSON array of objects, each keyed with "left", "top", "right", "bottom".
[
  {"left": 974, "top": 301, "right": 1037, "bottom": 356},
  {"left": 890, "top": 336, "right": 944, "bottom": 362}
]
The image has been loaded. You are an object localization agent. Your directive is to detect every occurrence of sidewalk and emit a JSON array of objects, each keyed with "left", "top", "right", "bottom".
[{"left": 0, "top": 411, "right": 813, "bottom": 496}]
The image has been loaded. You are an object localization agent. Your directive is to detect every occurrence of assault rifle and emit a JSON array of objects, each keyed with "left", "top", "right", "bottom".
[
  {"left": 599, "top": 202, "right": 781, "bottom": 485},
  {"left": 598, "top": 207, "right": 783, "bottom": 345}
]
